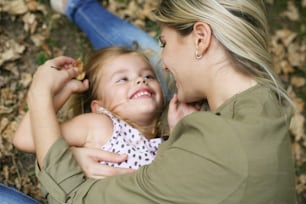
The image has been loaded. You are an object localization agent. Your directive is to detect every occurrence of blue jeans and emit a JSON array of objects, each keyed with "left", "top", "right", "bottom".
[
  {"left": 0, "top": 184, "right": 40, "bottom": 204},
  {"left": 65, "top": 0, "right": 171, "bottom": 99},
  {"left": 66, "top": 0, "right": 160, "bottom": 52}
]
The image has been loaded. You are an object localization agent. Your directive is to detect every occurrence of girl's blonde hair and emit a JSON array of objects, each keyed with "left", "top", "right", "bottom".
[
  {"left": 66, "top": 46, "right": 168, "bottom": 137},
  {"left": 154, "top": 0, "right": 294, "bottom": 108}
]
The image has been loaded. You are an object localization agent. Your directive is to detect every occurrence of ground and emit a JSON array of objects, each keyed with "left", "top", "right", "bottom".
[{"left": 0, "top": 0, "right": 306, "bottom": 203}]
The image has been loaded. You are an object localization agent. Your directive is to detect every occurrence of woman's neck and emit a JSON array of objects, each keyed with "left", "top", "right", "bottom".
[{"left": 207, "top": 65, "right": 257, "bottom": 112}]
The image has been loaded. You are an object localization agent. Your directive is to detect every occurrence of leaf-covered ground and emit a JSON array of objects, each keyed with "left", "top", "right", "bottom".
[{"left": 1, "top": 0, "right": 306, "bottom": 203}]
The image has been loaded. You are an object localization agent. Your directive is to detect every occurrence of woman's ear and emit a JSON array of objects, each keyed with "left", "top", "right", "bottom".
[
  {"left": 91, "top": 100, "right": 102, "bottom": 113},
  {"left": 192, "top": 22, "right": 212, "bottom": 56}
]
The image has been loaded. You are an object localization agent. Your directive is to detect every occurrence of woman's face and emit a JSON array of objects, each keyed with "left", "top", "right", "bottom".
[{"left": 159, "top": 26, "right": 201, "bottom": 103}]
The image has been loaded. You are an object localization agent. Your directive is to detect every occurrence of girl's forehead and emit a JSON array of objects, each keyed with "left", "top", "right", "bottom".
[{"left": 102, "top": 54, "right": 152, "bottom": 74}]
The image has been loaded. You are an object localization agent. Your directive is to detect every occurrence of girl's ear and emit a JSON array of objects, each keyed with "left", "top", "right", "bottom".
[
  {"left": 192, "top": 21, "right": 212, "bottom": 56},
  {"left": 91, "top": 100, "right": 102, "bottom": 113}
]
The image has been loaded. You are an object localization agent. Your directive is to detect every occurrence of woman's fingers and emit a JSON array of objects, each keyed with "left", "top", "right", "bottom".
[
  {"left": 86, "top": 163, "right": 135, "bottom": 179},
  {"left": 71, "top": 147, "right": 135, "bottom": 179}
]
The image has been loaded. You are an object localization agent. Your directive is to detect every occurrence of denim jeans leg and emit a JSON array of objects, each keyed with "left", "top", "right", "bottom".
[
  {"left": 65, "top": 0, "right": 160, "bottom": 52},
  {"left": 0, "top": 184, "right": 40, "bottom": 204}
]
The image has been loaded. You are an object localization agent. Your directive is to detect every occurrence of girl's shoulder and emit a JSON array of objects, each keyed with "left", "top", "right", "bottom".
[{"left": 77, "top": 112, "right": 113, "bottom": 129}]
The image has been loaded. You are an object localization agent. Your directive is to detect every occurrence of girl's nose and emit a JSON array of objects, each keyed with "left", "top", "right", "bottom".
[{"left": 136, "top": 77, "right": 147, "bottom": 84}]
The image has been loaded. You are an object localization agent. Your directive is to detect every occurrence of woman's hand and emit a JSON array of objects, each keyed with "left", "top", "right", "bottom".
[
  {"left": 168, "top": 94, "right": 202, "bottom": 133},
  {"left": 71, "top": 146, "right": 135, "bottom": 179}
]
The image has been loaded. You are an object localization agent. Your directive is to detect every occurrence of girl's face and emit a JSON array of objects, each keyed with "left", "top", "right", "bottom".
[
  {"left": 94, "top": 53, "right": 164, "bottom": 123},
  {"left": 159, "top": 26, "right": 200, "bottom": 103}
]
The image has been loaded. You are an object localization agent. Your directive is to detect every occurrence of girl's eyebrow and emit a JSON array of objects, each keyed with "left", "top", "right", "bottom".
[{"left": 111, "top": 68, "right": 128, "bottom": 75}]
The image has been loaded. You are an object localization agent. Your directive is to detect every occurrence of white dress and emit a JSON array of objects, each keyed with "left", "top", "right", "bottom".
[{"left": 99, "top": 107, "right": 163, "bottom": 169}]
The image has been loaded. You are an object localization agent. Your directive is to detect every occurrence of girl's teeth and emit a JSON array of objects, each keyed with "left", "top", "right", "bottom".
[{"left": 134, "top": 91, "right": 151, "bottom": 98}]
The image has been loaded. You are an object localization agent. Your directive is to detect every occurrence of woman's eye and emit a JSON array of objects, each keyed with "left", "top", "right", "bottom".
[
  {"left": 158, "top": 37, "right": 166, "bottom": 48},
  {"left": 159, "top": 41, "right": 166, "bottom": 48}
]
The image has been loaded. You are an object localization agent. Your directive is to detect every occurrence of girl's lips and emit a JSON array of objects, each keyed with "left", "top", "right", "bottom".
[{"left": 130, "top": 88, "right": 154, "bottom": 99}]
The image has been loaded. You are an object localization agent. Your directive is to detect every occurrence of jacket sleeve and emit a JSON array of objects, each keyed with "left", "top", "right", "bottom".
[{"left": 36, "top": 112, "right": 248, "bottom": 204}]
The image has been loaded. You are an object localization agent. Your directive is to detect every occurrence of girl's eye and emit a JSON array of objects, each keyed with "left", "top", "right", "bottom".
[
  {"left": 116, "top": 77, "right": 128, "bottom": 83},
  {"left": 145, "top": 75, "right": 155, "bottom": 80}
]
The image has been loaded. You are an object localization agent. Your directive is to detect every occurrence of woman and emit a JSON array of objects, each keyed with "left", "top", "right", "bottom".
[{"left": 10, "top": 0, "right": 298, "bottom": 203}]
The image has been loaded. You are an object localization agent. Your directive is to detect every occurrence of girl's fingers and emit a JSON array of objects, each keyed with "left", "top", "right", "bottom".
[{"left": 45, "top": 56, "right": 76, "bottom": 68}]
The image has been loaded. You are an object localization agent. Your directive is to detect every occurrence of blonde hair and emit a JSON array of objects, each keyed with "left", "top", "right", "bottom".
[
  {"left": 154, "top": 0, "right": 294, "bottom": 107},
  {"left": 67, "top": 46, "right": 168, "bottom": 137}
]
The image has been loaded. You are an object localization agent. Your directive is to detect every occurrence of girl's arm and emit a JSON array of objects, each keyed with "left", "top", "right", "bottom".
[
  {"left": 28, "top": 56, "right": 75, "bottom": 165},
  {"left": 13, "top": 69, "right": 89, "bottom": 152},
  {"left": 13, "top": 110, "right": 113, "bottom": 152}
]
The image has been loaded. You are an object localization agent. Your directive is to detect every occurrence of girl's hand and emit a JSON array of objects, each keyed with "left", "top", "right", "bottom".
[
  {"left": 70, "top": 146, "right": 135, "bottom": 179},
  {"left": 53, "top": 77, "right": 89, "bottom": 111},
  {"left": 168, "top": 94, "right": 202, "bottom": 132},
  {"left": 28, "top": 56, "right": 88, "bottom": 110}
]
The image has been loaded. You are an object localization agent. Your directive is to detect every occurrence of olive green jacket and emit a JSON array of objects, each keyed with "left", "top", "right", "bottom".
[{"left": 36, "top": 84, "right": 297, "bottom": 204}]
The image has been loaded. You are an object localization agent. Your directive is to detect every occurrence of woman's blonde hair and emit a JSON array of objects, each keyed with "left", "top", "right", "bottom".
[{"left": 154, "top": 0, "right": 294, "bottom": 107}]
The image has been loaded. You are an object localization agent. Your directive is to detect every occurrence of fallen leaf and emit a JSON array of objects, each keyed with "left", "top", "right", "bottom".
[
  {"left": 290, "top": 113, "right": 305, "bottom": 142},
  {"left": 1, "top": 0, "right": 28, "bottom": 15},
  {"left": 22, "top": 13, "right": 38, "bottom": 33},
  {"left": 291, "top": 76, "right": 305, "bottom": 88},
  {"left": 281, "top": 1, "right": 300, "bottom": 21},
  {"left": 0, "top": 40, "right": 26, "bottom": 66}
]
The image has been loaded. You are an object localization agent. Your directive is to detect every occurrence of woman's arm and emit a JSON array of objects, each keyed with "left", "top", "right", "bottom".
[{"left": 167, "top": 94, "right": 201, "bottom": 133}]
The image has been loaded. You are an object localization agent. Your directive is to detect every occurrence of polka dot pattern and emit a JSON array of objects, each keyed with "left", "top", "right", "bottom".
[{"left": 98, "top": 107, "right": 163, "bottom": 169}]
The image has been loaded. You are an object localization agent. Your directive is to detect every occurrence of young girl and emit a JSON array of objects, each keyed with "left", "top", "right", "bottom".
[{"left": 13, "top": 46, "right": 168, "bottom": 169}]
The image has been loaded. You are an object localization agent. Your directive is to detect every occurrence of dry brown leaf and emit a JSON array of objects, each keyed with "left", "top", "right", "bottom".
[
  {"left": 0, "top": 105, "right": 13, "bottom": 115},
  {"left": 281, "top": 1, "right": 300, "bottom": 21},
  {"left": 22, "top": 12, "right": 38, "bottom": 33},
  {"left": 26, "top": 0, "right": 39, "bottom": 11},
  {"left": 75, "top": 58, "right": 86, "bottom": 81},
  {"left": 0, "top": 118, "right": 9, "bottom": 134},
  {"left": 280, "top": 60, "right": 295, "bottom": 75},
  {"left": 1, "top": 0, "right": 28, "bottom": 15},
  {"left": 291, "top": 76, "right": 306, "bottom": 88},
  {"left": 292, "top": 141, "right": 305, "bottom": 164},
  {"left": 288, "top": 87, "right": 305, "bottom": 113},
  {"left": 30, "top": 34, "right": 46, "bottom": 47},
  {"left": 275, "top": 29, "right": 297, "bottom": 47},
  {"left": 0, "top": 40, "right": 26, "bottom": 66},
  {"left": 288, "top": 42, "right": 305, "bottom": 67},
  {"left": 297, "top": 174, "right": 306, "bottom": 193},
  {"left": 290, "top": 113, "right": 305, "bottom": 142},
  {"left": 1, "top": 87, "right": 17, "bottom": 106}
]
